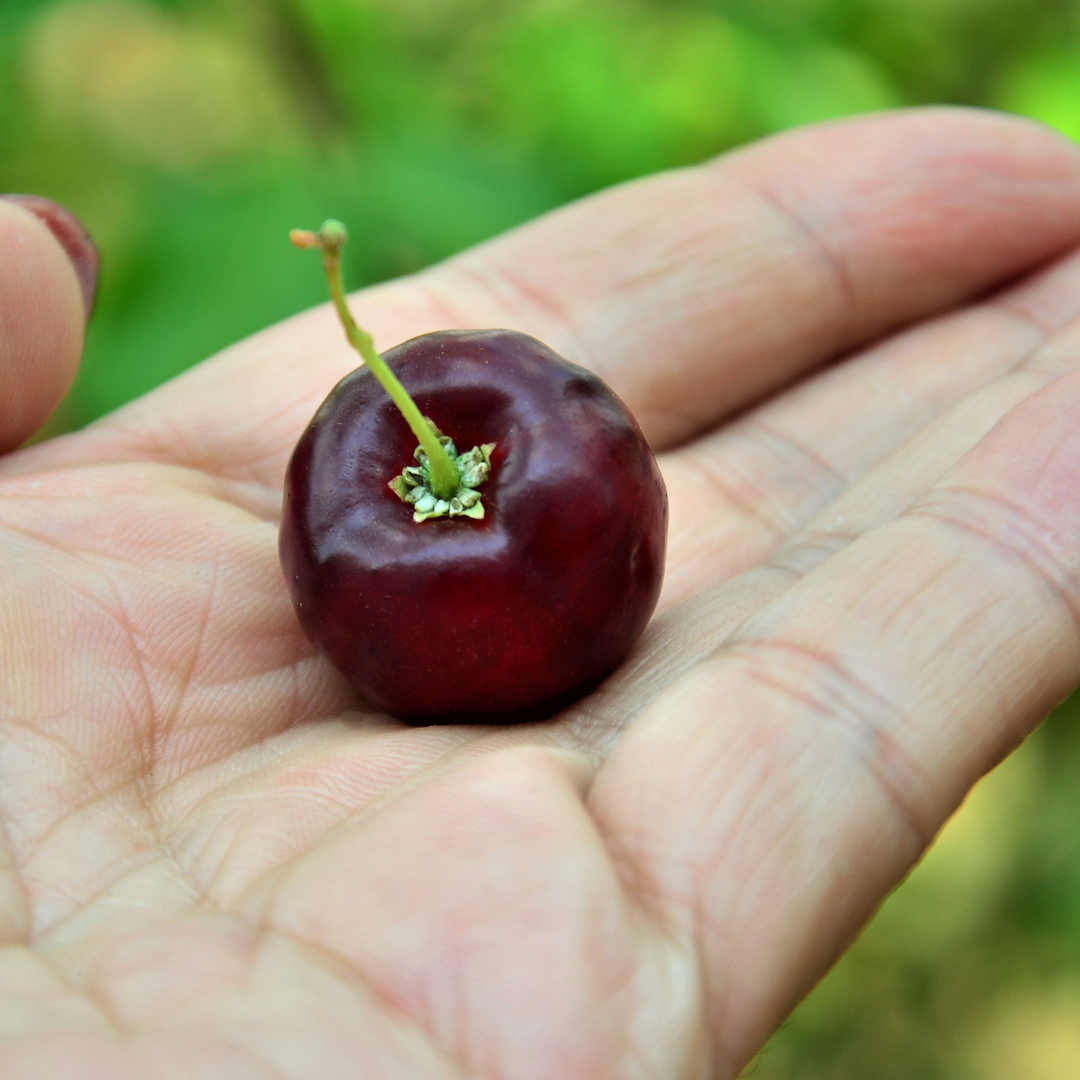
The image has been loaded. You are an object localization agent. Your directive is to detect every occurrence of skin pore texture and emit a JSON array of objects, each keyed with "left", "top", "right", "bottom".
[{"left": 4, "top": 108, "right": 1080, "bottom": 1078}]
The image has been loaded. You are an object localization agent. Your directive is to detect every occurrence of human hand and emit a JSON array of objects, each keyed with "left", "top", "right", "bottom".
[{"left": 4, "top": 108, "right": 1080, "bottom": 1079}]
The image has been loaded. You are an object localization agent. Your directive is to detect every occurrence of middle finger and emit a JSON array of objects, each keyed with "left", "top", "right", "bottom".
[{"left": 658, "top": 248, "right": 1080, "bottom": 611}]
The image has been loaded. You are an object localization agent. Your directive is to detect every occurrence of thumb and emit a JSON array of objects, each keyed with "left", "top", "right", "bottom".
[{"left": 0, "top": 195, "right": 98, "bottom": 452}]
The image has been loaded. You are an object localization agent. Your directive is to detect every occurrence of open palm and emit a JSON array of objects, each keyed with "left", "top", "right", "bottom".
[{"left": 4, "top": 109, "right": 1080, "bottom": 1079}]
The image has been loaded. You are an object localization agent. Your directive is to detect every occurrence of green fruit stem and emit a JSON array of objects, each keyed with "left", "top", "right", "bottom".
[{"left": 295, "top": 220, "right": 461, "bottom": 501}]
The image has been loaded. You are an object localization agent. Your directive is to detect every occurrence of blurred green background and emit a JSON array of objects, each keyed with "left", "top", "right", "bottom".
[{"left": 4, "top": 0, "right": 1080, "bottom": 1075}]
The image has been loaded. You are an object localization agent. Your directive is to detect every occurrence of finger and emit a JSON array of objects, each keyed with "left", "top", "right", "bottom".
[
  {"left": 0, "top": 196, "right": 95, "bottom": 451},
  {"left": 67, "top": 108, "right": 1080, "bottom": 491},
  {"left": 580, "top": 268, "right": 1080, "bottom": 745},
  {"left": 587, "top": 370, "right": 1080, "bottom": 1075},
  {"left": 659, "top": 246, "right": 1080, "bottom": 610},
  {"left": 775, "top": 305, "right": 1080, "bottom": 582},
  {"left": 568, "top": 259, "right": 1080, "bottom": 755}
]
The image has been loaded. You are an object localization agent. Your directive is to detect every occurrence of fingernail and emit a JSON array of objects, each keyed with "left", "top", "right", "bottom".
[{"left": 1, "top": 194, "right": 100, "bottom": 320}]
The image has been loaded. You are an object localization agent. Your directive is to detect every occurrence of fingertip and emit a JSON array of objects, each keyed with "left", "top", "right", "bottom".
[
  {"left": 2, "top": 194, "right": 100, "bottom": 319},
  {"left": 0, "top": 196, "right": 92, "bottom": 452}
]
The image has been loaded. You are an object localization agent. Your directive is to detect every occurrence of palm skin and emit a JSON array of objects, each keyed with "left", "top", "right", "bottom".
[{"left": 5, "top": 108, "right": 1080, "bottom": 1079}]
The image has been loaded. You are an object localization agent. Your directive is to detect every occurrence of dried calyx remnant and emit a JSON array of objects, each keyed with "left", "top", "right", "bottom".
[
  {"left": 291, "top": 219, "right": 497, "bottom": 523},
  {"left": 389, "top": 422, "right": 495, "bottom": 522}
]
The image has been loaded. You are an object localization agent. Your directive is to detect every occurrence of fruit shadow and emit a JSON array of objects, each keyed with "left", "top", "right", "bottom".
[{"left": 397, "top": 675, "right": 605, "bottom": 728}]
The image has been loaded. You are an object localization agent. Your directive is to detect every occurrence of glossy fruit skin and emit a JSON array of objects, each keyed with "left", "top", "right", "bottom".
[{"left": 280, "top": 328, "right": 667, "bottom": 720}]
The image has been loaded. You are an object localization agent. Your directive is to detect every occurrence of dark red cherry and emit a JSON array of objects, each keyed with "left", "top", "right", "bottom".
[{"left": 280, "top": 328, "right": 668, "bottom": 720}]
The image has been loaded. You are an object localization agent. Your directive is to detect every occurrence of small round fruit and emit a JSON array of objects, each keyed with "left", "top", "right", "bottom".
[{"left": 280, "top": 328, "right": 667, "bottom": 720}]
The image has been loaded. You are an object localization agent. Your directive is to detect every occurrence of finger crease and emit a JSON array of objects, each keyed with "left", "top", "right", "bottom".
[
  {"left": 768, "top": 526, "right": 865, "bottom": 579},
  {"left": 735, "top": 178, "right": 858, "bottom": 318},
  {"left": 444, "top": 252, "right": 576, "bottom": 340},
  {"left": 681, "top": 451, "right": 788, "bottom": 541},
  {"left": 724, "top": 638, "right": 938, "bottom": 850},
  {"left": 910, "top": 485, "right": 1080, "bottom": 645}
]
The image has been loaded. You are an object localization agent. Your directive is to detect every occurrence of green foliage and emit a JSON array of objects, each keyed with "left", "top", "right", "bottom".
[
  {"left": 450, "top": 6, "right": 759, "bottom": 191},
  {"left": 741, "top": 33, "right": 901, "bottom": 131},
  {"left": 996, "top": 44, "right": 1080, "bottom": 142},
  {"left": 6, "top": 2, "right": 1080, "bottom": 1074}
]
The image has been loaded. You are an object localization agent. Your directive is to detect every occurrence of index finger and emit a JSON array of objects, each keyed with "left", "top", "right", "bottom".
[{"left": 47, "top": 108, "right": 1080, "bottom": 491}]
